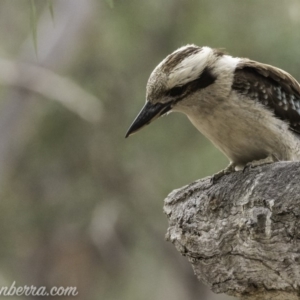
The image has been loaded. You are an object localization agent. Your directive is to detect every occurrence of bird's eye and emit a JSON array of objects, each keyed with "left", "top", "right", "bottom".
[{"left": 167, "top": 85, "right": 187, "bottom": 97}]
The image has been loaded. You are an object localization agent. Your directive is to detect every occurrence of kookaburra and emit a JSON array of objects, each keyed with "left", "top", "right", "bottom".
[{"left": 126, "top": 45, "right": 300, "bottom": 177}]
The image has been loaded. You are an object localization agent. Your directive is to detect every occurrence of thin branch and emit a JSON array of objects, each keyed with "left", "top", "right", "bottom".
[{"left": 0, "top": 58, "right": 102, "bottom": 122}]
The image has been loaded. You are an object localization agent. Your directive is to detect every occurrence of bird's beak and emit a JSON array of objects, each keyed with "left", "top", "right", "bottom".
[{"left": 125, "top": 101, "right": 172, "bottom": 138}]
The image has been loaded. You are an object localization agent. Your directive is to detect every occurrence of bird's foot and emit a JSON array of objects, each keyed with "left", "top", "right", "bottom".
[
  {"left": 243, "top": 154, "right": 278, "bottom": 172},
  {"left": 211, "top": 162, "right": 236, "bottom": 183}
]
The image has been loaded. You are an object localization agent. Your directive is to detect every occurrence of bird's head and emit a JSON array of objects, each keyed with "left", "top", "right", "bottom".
[{"left": 125, "top": 45, "right": 221, "bottom": 137}]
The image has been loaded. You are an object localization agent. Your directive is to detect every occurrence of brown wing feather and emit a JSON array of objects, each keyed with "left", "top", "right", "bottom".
[{"left": 233, "top": 59, "right": 300, "bottom": 133}]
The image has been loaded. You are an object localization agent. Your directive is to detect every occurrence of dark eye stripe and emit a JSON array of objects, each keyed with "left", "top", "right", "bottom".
[
  {"left": 166, "top": 67, "right": 216, "bottom": 99},
  {"left": 190, "top": 68, "right": 216, "bottom": 92},
  {"left": 167, "top": 85, "right": 187, "bottom": 97}
]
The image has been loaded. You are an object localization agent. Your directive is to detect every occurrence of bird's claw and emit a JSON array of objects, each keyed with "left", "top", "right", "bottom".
[
  {"left": 211, "top": 163, "right": 236, "bottom": 183},
  {"left": 242, "top": 155, "right": 277, "bottom": 173}
]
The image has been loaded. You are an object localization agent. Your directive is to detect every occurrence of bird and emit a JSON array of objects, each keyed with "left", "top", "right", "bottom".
[{"left": 125, "top": 44, "right": 300, "bottom": 179}]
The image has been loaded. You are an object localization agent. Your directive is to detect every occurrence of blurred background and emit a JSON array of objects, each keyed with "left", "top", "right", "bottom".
[{"left": 0, "top": 0, "right": 300, "bottom": 299}]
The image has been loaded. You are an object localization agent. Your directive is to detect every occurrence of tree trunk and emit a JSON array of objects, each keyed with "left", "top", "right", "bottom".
[{"left": 164, "top": 162, "right": 300, "bottom": 300}]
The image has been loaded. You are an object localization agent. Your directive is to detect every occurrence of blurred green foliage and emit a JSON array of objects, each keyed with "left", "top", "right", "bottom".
[{"left": 0, "top": 1, "right": 299, "bottom": 300}]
